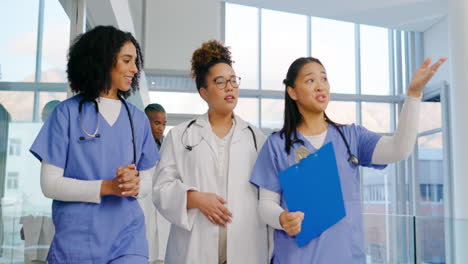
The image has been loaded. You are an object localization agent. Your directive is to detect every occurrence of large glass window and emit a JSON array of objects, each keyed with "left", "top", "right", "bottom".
[
  {"left": 360, "top": 25, "right": 391, "bottom": 95},
  {"left": 361, "top": 102, "right": 392, "bottom": 133},
  {"left": 261, "top": 9, "right": 307, "bottom": 91},
  {"left": 311, "top": 17, "right": 356, "bottom": 94},
  {"left": 419, "top": 102, "right": 442, "bottom": 133},
  {"left": 41, "top": 0, "right": 70, "bottom": 82},
  {"left": 0, "top": 0, "right": 39, "bottom": 82},
  {"left": 225, "top": 3, "right": 259, "bottom": 90},
  {"left": 0, "top": 91, "right": 35, "bottom": 121},
  {"left": 0, "top": 1, "right": 70, "bottom": 262},
  {"left": 149, "top": 91, "right": 207, "bottom": 115},
  {"left": 417, "top": 132, "right": 445, "bottom": 263},
  {"left": 326, "top": 101, "right": 356, "bottom": 124},
  {"left": 236, "top": 97, "right": 259, "bottom": 127},
  {"left": 261, "top": 98, "right": 284, "bottom": 130}
]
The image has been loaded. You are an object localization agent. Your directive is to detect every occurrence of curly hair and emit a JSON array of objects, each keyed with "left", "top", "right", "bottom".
[
  {"left": 191, "top": 40, "right": 232, "bottom": 91},
  {"left": 67, "top": 25, "right": 144, "bottom": 100}
]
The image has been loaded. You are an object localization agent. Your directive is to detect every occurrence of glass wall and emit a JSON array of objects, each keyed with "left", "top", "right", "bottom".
[{"left": 0, "top": 0, "right": 70, "bottom": 262}]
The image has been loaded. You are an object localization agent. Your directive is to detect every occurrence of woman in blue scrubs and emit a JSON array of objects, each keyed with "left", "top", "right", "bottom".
[
  {"left": 30, "top": 26, "right": 159, "bottom": 263},
  {"left": 250, "top": 56, "right": 446, "bottom": 263}
]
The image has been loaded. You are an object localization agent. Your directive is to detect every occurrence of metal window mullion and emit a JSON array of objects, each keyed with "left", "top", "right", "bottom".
[
  {"left": 258, "top": 8, "right": 262, "bottom": 128},
  {"left": 388, "top": 29, "right": 395, "bottom": 98},
  {"left": 354, "top": 24, "right": 362, "bottom": 126},
  {"left": 403, "top": 32, "right": 410, "bottom": 92},
  {"left": 441, "top": 83, "right": 454, "bottom": 264},
  {"left": 395, "top": 31, "right": 403, "bottom": 96},
  {"left": 33, "top": 0, "right": 45, "bottom": 122},
  {"left": 68, "top": 0, "right": 86, "bottom": 98},
  {"left": 307, "top": 16, "right": 311, "bottom": 57}
]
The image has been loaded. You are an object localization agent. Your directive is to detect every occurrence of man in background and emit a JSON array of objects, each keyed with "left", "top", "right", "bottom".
[{"left": 145, "top": 104, "right": 167, "bottom": 150}]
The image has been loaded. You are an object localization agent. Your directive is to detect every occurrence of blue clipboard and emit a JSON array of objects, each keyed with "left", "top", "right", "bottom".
[{"left": 278, "top": 142, "right": 346, "bottom": 247}]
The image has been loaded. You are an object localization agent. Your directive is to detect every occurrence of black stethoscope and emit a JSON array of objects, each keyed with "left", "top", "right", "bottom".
[
  {"left": 78, "top": 95, "right": 136, "bottom": 164},
  {"left": 181, "top": 119, "right": 258, "bottom": 152},
  {"left": 292, "top": 122, "right": 359, "bottom": 166}
]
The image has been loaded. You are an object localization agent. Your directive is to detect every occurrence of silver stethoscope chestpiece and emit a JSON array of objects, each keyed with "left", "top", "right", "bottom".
[{"left": 348, "top": 155, "right": 359, "bottom": 166}]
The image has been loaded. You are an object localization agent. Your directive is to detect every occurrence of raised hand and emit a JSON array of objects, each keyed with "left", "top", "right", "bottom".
[{"left": 408, "top": 57, "right": 447, "bottom": 97}]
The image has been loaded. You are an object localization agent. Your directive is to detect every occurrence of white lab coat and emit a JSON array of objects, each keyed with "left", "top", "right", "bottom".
[
  {"left": 138, "top": 194, "right": 158, "bottom": 262},
  {"left": 153, "top": 113, "right": 269, "bottom": 264}
]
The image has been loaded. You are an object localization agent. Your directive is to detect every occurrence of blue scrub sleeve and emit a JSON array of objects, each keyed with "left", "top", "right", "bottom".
[
  {"left": 250, "top": 135, "right": 282, "bottom": 194},
  {"left": 137, "top": 117, "right": 160, "bottom": 171},
  {"left": 30, "top": 105, "right": 69, "bottom": 169},
  {"left": 356, "top": 125, "right": 387, "bottom": 169}
]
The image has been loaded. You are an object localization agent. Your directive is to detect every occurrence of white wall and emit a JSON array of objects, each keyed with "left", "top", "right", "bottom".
[
  {"left": 423, "top": 17, "right": 450, "bottom": 86},
  {"left": 144, "top": 0, "right": 222, "bottom": 73}
]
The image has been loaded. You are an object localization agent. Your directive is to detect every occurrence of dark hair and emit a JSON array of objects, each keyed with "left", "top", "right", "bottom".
[
  {"left": 67, "top": 25, "right": 144, "bottom": 101},
  {"left": 145, "top": 103, "right": 166, "bottom": 114},
  {"left": 280, "top": 57, "right": 337, "bottom": 154},
  {"left": 191, "top": 40, "right": 233, "bottom": 91}
]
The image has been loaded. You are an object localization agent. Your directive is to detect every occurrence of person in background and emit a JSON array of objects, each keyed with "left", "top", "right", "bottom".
[
  {"left": 145, "top": 103, "right": 167, "bottom": 150},
  {"left": 142, "top": 103, "right": 168, "bottom": 263},
  {"left": 41, "top": 100, "right": 61, "bottom": 123}
]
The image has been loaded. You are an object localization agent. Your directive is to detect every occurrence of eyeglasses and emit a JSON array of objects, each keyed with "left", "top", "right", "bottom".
[{"left": 213, "top": 76, "right": 241, "bottom": 90}]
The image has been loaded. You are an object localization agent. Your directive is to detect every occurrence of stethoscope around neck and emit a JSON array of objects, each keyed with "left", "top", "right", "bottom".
[
  {"left": 292, "top": 122, "right": 359, "bottom": 166},
  {"left": 78, "top": 95, "right": 136, "bottom": 164},
  {"left": 181, "top": 119, "right": 258, "bottom": 152}
]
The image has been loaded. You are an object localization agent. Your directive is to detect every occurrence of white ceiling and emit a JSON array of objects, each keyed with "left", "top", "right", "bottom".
[{"left": 225, "top": 0, "right": 447, "bottom": 32}]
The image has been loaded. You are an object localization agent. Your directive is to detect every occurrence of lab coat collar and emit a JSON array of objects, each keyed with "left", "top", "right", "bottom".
[{"left": 193, "top": 112, "right": 251, "bottom": 155}]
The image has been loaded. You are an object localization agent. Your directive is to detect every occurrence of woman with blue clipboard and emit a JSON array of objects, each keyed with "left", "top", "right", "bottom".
[{"left": 250, "top": 56, "right": 446, "bottom": 263}]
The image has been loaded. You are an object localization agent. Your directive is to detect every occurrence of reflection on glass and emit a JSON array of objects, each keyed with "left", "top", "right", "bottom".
[
  {"left": 362, "top": 102, "right": 391, "bottom": 133},
  {"left": 311, "top": 17, "right": 356, "bottom": 94},
  {"left": 261, "top": 9, "right": 307, "bottom": 91},
  {"left": 2, "top": 120, "right": 51, "bottom": 263},
  {"left": 418, "top": 102, "right": 441, "bottom": 133},
  {"left": 261, "top": 98, "right": 284, "bottom": 129},
  {"left": 418, "top": 132, "right": 442, "bottom": 149},
  {"left": 225, "top": 3, "right": 258, "bottom": 90},
  {"left": 41, "top": 0, "right": 70, "bottom": 83},
  {"left": 416, "top": 216, "right": 446, "bottom": 263},
  {"left": 363, "top": 213, "right": 414, "bottom": 263},
  {"left": 362, "top": 165, "right": 396, "bottom": 212},
  {"left": 0, "top": 0, "right": 39, "bottom": 82},
  {"left": 362, "top": 164, "right": 401, "bottom": 263},
  {"left": 0, "top": 91, "right": 34, "bottom": 121},
  {"left": 149, "top": 91, "right": 207, "bottom": 114},
  {"left": 326, "top": 101, "right": 356, "bottom": 124},
  {"left": 235, "top": 97, "right": 259, "bottom": 127},
  {"left": 39, "top": 92, "right": 67, "bottom": 121},
  {"left": 360, "top": 25, "right": 390, "bottom": 95},
  {"left": 417, "top": 132, "right": 445, "bottom": 263}
]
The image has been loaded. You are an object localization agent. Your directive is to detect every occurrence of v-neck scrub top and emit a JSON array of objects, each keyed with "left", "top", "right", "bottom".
[
  {"left": 250, "top": 124, "right": 386, "bottom": 264},
  {"left": 30, "top": 95, "right": 159, "bottom": 263}
]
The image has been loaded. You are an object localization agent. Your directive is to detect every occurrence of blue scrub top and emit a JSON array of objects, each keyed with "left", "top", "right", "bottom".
[
  {"left": 250, "top": 124, "right": 386, "bottom": 264},
  {"left": 30, "top": 95, "right": 160, "bottom": 263}
]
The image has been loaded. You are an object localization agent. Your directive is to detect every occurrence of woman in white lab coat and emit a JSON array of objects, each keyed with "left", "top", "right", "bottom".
[{"left": 153, "top": 40, "right": 269, "bottom": 264}]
